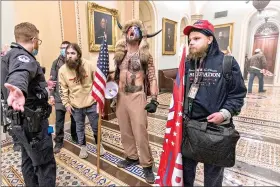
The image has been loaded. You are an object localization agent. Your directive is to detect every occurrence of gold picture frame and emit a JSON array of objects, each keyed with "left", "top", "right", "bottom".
[
  {"left": 214, "top": 23, "right": 234, "bottom": 53},
  {"left": 162, "top": 18, "right": 177, "bottom": 55},
  {"left": 87, "top": 2, "right": 118, "bottom": 52}
]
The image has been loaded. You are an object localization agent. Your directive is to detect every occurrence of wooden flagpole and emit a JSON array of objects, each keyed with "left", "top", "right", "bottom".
[
  {"left": 97, "top": 110, "right": 102, "bottom": 174},
  {"left": 97, "top": 34, "right": 107, "bottom": 174}
]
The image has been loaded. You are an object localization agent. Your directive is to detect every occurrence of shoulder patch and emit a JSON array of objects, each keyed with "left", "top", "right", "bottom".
[{"left": 17, "top": 55, "right": 30, "bottom": 63}]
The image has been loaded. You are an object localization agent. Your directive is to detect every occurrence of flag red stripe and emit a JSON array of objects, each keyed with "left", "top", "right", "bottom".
[
  {"left": 95, "top": 72, "right": 106, "bottom": 86},
  {"left": 93, "top": 80, "right": 105, "bottom": 97},
  {"left": 92, "top": 69, "right": 106, "bottom": 112}
]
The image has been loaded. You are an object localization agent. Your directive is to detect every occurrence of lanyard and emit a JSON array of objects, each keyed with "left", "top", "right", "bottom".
[
  {"left": 194, "top": 59, "right": 203, "bottom": 84},
  {"left": 187, "top": 58, "right": 204, "bottom": 115}
]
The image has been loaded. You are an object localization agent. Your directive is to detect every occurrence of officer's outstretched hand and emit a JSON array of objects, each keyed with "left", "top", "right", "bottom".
[
  {"left": 4, "top": 83, "right": 25, "bottom": 112},
  {"left": 144, "top": 99, "right": 159, "bottom": 113}
]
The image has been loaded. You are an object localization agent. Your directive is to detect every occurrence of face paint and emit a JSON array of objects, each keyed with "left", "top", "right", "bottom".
[{"left": 126, "top": 26, "right": 141, "bottom": 42}]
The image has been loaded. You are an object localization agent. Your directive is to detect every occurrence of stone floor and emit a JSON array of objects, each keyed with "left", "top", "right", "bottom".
[{"left": 2, "top": 86, "right": 280, "bottom": 186}]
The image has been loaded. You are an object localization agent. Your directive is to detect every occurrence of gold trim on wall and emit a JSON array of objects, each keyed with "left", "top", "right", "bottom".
[
  {"left": 162, "top": 18, "right": 177, "bottom": 55},
  {"left": 214, "top": 23, "right": 234, "bottom": 53},
  {"left": 87, "top": 2, "right": 118, "bottom": 52},
  {"left": 75, "top": 1, "right": 82, "bottom": 49},
  {"left": 58, "top": 0, "right": 64, "bottom": 42}
]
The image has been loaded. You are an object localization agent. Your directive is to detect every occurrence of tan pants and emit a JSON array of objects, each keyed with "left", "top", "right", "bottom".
[{"left": 116, "top": 92, "right": 153, "bottom": 167}]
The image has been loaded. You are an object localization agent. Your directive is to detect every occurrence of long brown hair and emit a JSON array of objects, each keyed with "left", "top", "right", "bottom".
[{"left": 66, "top": 43, "right": 86, "bottom": 85}]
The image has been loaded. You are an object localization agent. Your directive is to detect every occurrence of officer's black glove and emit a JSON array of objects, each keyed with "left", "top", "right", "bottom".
[{"left": 144, "top": 99, "right": 159, "bottom": 113}]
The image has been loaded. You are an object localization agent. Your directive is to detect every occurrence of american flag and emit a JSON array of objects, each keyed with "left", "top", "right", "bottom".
[
  {"left": 92, "top": 39, "right": 109, "bottom": 113},
  {"left": 155, "top": 46, "right": 186, "bottom": 186}
]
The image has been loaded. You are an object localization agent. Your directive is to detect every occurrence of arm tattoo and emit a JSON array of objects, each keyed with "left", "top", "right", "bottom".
[
  {"left": 148, "top": 57, "right": 156, "bottom": 82},
  {"left": 147, "top": 55, "right": 158, "bottom": 100}
]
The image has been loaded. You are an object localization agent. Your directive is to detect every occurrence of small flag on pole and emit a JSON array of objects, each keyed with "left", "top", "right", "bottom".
[{"left": 92, "top": 38, "right": 109, "bottom": 113}]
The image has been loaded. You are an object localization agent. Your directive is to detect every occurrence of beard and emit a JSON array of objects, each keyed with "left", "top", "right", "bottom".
[
  {"left": 66, "top": 58, "right": 80, "bottom": 70},
  {"left": 126, "top": 37, "right": 140, "bottom": 45},
  {"left": 188, "top": 44, "right": 209, "bottom": 60}
]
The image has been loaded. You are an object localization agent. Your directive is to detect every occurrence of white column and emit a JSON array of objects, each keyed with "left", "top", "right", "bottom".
[{"left": 1, "top": 1, "right": 15, "bottom": 47}]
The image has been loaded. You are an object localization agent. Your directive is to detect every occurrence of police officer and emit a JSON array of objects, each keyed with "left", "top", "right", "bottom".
[{"left": 1, "top": 22, "right": 56, "bottom": 186}]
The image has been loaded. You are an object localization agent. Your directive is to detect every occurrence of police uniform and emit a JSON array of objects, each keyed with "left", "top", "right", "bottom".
[{"left": 1, "top": 42, "right": 56, "bottom": 186}]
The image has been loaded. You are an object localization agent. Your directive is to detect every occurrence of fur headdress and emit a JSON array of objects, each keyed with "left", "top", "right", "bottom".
[{"left": 114, "top": 19, "right": 161, "bottom": 65}]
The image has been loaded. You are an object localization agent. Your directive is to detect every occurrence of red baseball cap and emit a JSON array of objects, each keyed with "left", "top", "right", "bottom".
[{"left": 183, "top": 20, "right": 215, "bottom": 36}]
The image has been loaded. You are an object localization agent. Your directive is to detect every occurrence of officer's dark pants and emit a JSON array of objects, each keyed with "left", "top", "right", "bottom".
[
  {"left": 183, "top": 157, "right": 224, "bottom": 187},
  {"left": 12, "top": 119, "right": 56, "bottom": 187},
  {"left": 8, "top": 130, "right": 20, "bottom": 145},
  {"left": 54, "top": 110, "right": 85, "bottom": 147}
]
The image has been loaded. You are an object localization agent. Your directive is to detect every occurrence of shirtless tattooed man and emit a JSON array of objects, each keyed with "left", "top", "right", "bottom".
[{"left": 112, "top": 19, "right": 161, "bottom": 184}]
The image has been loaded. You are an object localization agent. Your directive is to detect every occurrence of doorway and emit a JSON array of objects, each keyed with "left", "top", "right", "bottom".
[
  {"left": 139, "top": 1, "right": 155, "bottom": 60},
  {"left": 252, "top": 22, "right": 279, "bottom": 84}
]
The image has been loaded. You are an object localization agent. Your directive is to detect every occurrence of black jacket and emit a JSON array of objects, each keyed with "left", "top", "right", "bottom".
[
  {"left": 1, "top": 42, "right": 48, "bottom": 108},
  {"left": 50, "top": 56, "right": 66, "bottom": 111},
  {"left": 184, "top": 38, "right": 247, "bottom": 121}
]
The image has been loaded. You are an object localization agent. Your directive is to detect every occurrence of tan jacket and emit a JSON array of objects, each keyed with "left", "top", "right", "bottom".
[{"left": 58, "top": 59, "right": 96, "bottom": 108}]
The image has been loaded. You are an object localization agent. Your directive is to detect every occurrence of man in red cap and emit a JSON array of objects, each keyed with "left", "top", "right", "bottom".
[{"left": 181, "top": 20, "right": 247, "bottom": 186}]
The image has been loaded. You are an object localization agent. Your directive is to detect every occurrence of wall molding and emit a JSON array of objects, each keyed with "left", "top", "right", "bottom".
[
  {"left": 75, "top": 0, "right": 82, "bottom": 49},
  {"left": 146, "top": 1, "right": 158, "bottom": 75},
  {"left": 132, "top": 0, "right": 135, "bottom": 19},
  {"left": 58, "top": 0, "right": 64, "bottom": 42}
]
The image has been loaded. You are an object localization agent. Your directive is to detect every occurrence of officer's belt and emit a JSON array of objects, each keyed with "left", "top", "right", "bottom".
[
  {"left": 26, "top": 105, "right": 51, "bottom": 119},
  {"left": 10, "top": 106, "right": 50, "bottom": 123}
]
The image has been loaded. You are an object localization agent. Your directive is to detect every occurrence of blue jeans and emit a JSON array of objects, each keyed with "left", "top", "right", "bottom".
[
  {"left": 248, "top": 70, "right": 264, "bottom": 93},
  {"left": 72, "top": 104, "right": 98, "bottom": 145},
  {"left": 183, "top": 157, "right": 224, "bottom": 187}
]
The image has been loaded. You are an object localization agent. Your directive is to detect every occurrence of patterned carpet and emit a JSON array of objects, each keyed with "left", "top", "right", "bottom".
[
  {"left": 84, "top": 124, "right": 280, "bottom": 186},
  {"left": 1, "top": 139, "right": 127, "bottom": 186}
]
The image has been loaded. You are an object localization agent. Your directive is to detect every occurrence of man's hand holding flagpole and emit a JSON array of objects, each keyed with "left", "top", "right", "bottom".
[{"left": 92, "top": 33, "right": 109, "bottom": 174}]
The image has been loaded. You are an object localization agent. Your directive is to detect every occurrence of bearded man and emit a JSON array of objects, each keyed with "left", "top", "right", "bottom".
[
  {"left": 49, "top": 41, "right": 82, "bottom": 154},
  {"left": 112, "top": 19, "right": 161, "bottom": 184},
  {"left": 58, "top": 43, "right": 106, "bottom": 158},
  {"left": 181, "top": 20, "right": 247, "bottom": 186}
]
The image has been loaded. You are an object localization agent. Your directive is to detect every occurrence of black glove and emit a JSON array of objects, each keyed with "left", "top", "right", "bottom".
[{"left": 144, "top": 99, "right": 159, "bottom": 113}]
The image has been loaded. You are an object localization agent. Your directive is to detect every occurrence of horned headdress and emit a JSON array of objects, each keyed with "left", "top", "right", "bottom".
[{"left": 114, "top": 19, "right": 161, "bottom": 65}]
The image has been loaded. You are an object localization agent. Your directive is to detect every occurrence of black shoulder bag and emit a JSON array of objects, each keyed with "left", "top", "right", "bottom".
[{"left": 181, "top": 56, "right": 240, "bottom": 167}]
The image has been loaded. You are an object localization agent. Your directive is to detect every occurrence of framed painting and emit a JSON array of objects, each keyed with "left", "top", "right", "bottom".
[
  {"left": 162, "top": 18, "right": 177, "bottom": 55},
  {"left": 87, "top": 2, "right": 118, "bottom": 52},
  {"left": 214, "top": 23, "right": 234, "bottom": 53}
]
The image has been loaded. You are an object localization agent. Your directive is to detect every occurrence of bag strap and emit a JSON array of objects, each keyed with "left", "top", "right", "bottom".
[
  {"left": 223, "top": 55, "right": 233, "bottom": 82},
  {"left": 183, "top": 61, "right": 191, "bottom": 116}
]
